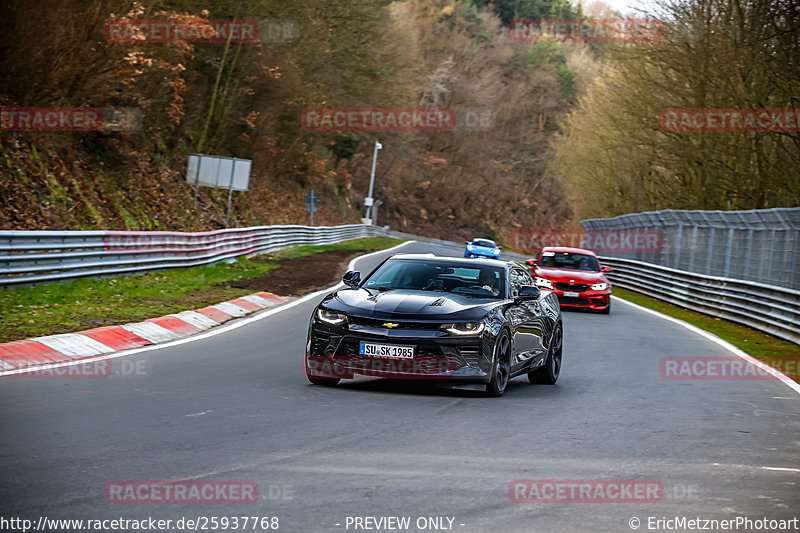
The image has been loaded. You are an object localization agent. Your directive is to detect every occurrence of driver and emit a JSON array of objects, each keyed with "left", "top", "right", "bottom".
[
  {"left": 397, "top": 264, "right": 433, "bottom": 289},
  {"left": 479, "top": 270, "right": 500, "bottom": 296}
]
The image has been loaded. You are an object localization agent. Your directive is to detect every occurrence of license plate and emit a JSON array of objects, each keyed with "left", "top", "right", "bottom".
[
  {"left": 359, "top": 341, "right": 415, "bottom": 358},
  {"left": 563, "top": 291, "right": 580, "bottom": 297}
]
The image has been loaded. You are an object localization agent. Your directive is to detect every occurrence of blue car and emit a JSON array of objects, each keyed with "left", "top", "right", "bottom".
[{"left": 464, "top": 238, "right": 501, "bottom": 259}]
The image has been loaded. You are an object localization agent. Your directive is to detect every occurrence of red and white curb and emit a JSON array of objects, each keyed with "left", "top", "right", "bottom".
[{"left": 0, "top": 292, "right": 286, "bottom": 373}]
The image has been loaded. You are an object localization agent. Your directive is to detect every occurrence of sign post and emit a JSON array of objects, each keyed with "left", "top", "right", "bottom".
[
  {"left": 365, "top": 140, "right": 382, "bottom": 220},
  {"left": 305, "top": 189, "right": 319, "bottom": 226}
]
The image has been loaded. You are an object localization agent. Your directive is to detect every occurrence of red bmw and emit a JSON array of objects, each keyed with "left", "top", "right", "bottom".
[{"left": 526, "top": 247, "right": 613, "bottom": 314}]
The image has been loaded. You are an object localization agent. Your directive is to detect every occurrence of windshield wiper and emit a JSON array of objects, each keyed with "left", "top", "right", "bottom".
[{"left": 365, "top": 285, "right": 394, "bottom": 293}]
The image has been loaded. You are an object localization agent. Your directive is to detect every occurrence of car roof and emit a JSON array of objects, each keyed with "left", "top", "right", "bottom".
[
  {"left": 540, "top": 246, "right": 598, "bottom": 257},
  {"left": 390, "top": 253, "right": 513, "bottom": 268}
]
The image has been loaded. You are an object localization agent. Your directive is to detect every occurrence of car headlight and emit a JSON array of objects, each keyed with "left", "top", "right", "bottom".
[
  {"left": 317, "top": 308, "right": 348, "bottom": 325},
  {"left": 535, "top": 277, "right": 553, "bottom": 289},
  {"left": 493, "top": 249, "right": 500, "bottom": 255},
  {"left": 441, "top": 322, "right": 485, "bottom": 335},
  {"left": 591, "top": 282, "right": 608, "bottom": 291},
  {"left": 466, "top": 245, "right": 473, "bottom": 250}
]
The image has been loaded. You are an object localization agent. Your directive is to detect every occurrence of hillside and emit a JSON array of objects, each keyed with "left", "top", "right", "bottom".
[{"left": 0, "top": 0, "right": 586, "bottom": 243}]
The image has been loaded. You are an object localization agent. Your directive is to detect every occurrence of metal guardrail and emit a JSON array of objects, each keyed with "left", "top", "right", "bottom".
[
  {"left": 599, "top": 256, "right": 800, "bottom": 344},
  {"left": 0, "top": 224, "right": 388, "bottom": 287},
  {"left": 3, "top": 223, "right": 797, "bottom": 344}
]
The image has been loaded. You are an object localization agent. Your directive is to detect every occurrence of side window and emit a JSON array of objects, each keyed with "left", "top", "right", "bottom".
[{"left": 509, "top": 268, "right": 525, "bottom": 297}]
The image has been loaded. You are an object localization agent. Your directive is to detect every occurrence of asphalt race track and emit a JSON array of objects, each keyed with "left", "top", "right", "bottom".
[{"left": 1, "top": 241, "right": 798, "bottom": 533}]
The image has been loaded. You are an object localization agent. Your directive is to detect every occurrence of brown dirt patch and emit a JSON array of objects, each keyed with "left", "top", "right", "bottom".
[{"left": 224, "top": 249, "right": 366, "bottom": 296}]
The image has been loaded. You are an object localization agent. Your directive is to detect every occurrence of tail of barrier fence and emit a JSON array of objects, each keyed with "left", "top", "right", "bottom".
[{"left": 580, "top": 208, "right": 800, "bottom": 344}]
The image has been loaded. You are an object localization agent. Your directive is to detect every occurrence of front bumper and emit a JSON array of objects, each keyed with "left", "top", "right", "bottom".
[
  {"left": 552, "top": 289, "right": 610, "bottom": 310},
  {"left": 464, "top": 249, "right": 499, "bottom": 259},
  {"left": 306, "top": 320, "right": 493, "bottom": 382}
]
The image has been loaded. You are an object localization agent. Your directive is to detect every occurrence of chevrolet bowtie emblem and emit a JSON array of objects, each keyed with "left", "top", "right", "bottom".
[{"left": 383, "top": 322, "right": 399, "bottom": 328}]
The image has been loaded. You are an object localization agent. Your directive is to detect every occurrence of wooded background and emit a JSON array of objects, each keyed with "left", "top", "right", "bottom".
[{"left": 0, "top": 0, "right": 797, "bottom": 246}]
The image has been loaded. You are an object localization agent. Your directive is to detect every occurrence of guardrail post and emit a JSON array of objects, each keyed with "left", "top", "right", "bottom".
[
  {"left": 673, "top": 224, "right": 683, "bottom": 270},
  {"left": 792, "top": 231, "right": 800, "bottom": 290},
  {"left": 723, "top": 228, "right": 734, "bottom": 278},
  {"left": 765, "top": 229, "right": 776, "bottom": 286},
  {"left": 743, "top": 228, "right": 754, "bottom": 279},
  {"left": 705, "top": 227, "right": 715, "bottom": 275},
  {"left": 688, "top": 226, "right": 698, "bottom": 272}
]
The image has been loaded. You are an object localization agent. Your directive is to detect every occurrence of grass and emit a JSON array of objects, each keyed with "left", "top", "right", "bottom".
[
  {"left": 272, "top": 236, "right": 401, "bottom": 259},
  {"left": 613, "top": 287, "right": 800, "bottom": 381},
  {"left": 0, "top": 237, "right": 405, "bottom": 343}
]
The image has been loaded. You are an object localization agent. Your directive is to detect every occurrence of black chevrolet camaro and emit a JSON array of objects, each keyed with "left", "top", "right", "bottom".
[{"left": 304, "top": 254, "right": 563, "bottom": 396}]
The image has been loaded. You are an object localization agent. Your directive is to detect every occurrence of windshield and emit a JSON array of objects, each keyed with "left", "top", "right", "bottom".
[
  {"left": 363, "top": 259, "right": 505, "bottom": 298},
  {"left": 538, "top": 252, "right": 600, "bottom": 272},
  {"left": 471, "top": 239, "right": 496, "bottom": 248}
]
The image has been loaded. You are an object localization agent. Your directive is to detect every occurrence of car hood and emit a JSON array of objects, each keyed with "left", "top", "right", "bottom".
[
  {"left": 324, "top": 289, "right": 497, "bottom": 320},
  {"left": 535, "top": 268, "right": 607, "bottom": 283}
]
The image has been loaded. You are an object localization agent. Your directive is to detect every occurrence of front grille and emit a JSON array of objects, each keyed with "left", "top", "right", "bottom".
[
  {"left": 348, "top": 316, "right": 440, "bottom": 330},
  {"left": 558, "top": 296, "right": 591, "bottom": 306},
  {"left": 555, "top": 282, "right": 590, "bottom": 292}
]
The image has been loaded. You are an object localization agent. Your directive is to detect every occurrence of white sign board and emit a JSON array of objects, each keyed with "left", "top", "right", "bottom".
[{"left": 187, "top": 154, "right": 251, "bottom": 191}]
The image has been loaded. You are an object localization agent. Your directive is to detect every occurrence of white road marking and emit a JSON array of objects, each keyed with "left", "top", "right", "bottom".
[
  {"left": 711, "top": 462, "right": 800, "bottom": 473},
  {"left": 613, "top": 295, "right": 800, "bottom": 397}
]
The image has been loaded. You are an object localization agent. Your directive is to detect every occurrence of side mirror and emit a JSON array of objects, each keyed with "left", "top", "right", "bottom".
[
  {"left": 516, "top": 285, "right": 540, "bottom": 302},
  {"left": 342, "top": 271, "right": 361, "bottom": 289},
  {"left": 602, "top": 265, "right": 613, "bottom": 272},
  {"left": 497, "top": 245, "right": 503, "bottom": 250},
  {"left": 525, "top": 259, "right": 537, "bottom": 267}
]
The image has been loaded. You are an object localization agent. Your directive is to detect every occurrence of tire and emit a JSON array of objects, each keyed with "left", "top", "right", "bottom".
[
  {"left": 486, "top": 330, "right": 511, "bottom": 397},
  {"left": 308, "top": 377, "right": 340, "bottom": 386},
  {"left": 599, "top": 300, "right": 611, "bottom": 314},
  {"left": 528, "top": 323, "right": 562, "bottom": 385}
]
